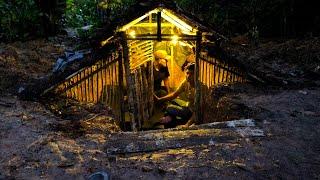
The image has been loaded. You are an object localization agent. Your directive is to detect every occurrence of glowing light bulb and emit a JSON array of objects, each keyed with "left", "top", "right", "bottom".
[{"left": 129, "top": 30, "right": 136, "bottom": 38}]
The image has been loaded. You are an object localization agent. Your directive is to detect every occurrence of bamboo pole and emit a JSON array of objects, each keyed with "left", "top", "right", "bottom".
[
  {"left": 118, "top": 50, "right": 125, "bottom": 130},
  {"left": 91, "top": 66, "right": 95, "bottom": 103},
  {"left": 82, "top": 70, "right": 86, "bottom": 102},
  {"left": 96, "top": 63, "right": 99, "bottom": 103},
  {"left": 77, "top": 74, "right": 81, "bottom": 101},
  {"left": 213, "top": 58, "right": 216, "bottom": 85},
  {"left": 121, "top": 32, "right": 137, "bottom": 132},
  {"left": 100, "top": 60, "right": 105, "bottom": 103},
  {"left": 195, "top": 32, "right": 202, "bottom": 124}
]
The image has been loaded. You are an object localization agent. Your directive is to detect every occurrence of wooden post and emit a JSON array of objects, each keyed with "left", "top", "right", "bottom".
[
  {"left": 118, "top": 50, "right": 125, "bottom": 130},
  {"left": 195, "top": 32, "right": 202, "bottom": 124},
  {"left": 120, "top": 32, "right": 137, "bottom": 131},
  {"left": 157, "top": 11, "right": 162, "bottom": 42}
]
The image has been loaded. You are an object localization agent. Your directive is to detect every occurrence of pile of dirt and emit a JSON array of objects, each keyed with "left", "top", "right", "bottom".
[
  {"left": 45, "top": 97, "right": 121, "bottom": 135},
  {"left": 203, "top": 82, "right": 262, "bottom": 123},
  {"left": 0, "top": 39, "right": 64, "bottom": 95},
  {"left": 224, "top": 37, "right": 320, "bottom": 87}
]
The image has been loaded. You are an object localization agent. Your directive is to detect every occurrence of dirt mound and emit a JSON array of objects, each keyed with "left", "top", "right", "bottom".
[
  {"left": 0, "top": 39, "right": 64, "bottom": 95},
  {"left": 224, "top": 37, "right": 320, "bottom": 87},
  {"left": 203, "top": 83, "right": 261, "bottom": 123}
]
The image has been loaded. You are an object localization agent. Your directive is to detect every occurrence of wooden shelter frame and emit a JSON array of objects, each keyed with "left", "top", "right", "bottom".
[{"left": 52, "top": 7, "right": 247, "bottom": 131}]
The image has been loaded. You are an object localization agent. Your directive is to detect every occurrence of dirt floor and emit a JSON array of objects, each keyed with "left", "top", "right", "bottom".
[{"left": 0, "top": 37, "right": 320, "bottom": 179}]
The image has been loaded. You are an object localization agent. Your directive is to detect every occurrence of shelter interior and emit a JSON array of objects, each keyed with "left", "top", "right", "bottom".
[{"left": 53, "top": 8, "right": 246, "bottom": 131}]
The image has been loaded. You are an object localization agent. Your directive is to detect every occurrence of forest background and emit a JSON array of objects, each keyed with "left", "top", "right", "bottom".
[{"left": 1, "top": 0, "right": 319, "bottom": 42}]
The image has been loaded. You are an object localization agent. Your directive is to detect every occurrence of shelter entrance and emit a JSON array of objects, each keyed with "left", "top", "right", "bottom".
[
  {"left": 118, "top": 8, "right": 200, "bottom": 131},
  {"left": 123, "top": 39, "right": 197, "bottom": 130}
]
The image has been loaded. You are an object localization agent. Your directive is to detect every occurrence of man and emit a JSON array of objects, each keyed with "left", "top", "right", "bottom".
[
  {"left": 154, "top": 63, "right": 202, "bottom": 128},
  {"left": 153, "top": 50, "right": 171, "bottom": 94}
]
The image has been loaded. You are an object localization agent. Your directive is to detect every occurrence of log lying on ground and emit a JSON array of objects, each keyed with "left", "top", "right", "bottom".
[{"left": 105, "top": 119, "right": 264, "bottom": 154}]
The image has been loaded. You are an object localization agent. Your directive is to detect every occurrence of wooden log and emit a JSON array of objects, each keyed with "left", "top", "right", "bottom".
[
  {"left": 105, "top": 129, "right": 236, "bottom": 154},
  {"left": 105, "top": 119, "right": 263, "bottom": 154}
]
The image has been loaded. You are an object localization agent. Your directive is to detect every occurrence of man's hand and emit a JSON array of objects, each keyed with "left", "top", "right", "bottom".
[
  {"left": 153, "top": 93, "right": 160, "bottom": 101},
  {"left": 177, "top": 124, "right": 189, "bottom": 129},
  {"left": 177, "top": 123, "right": 195, "bottom": 129}
]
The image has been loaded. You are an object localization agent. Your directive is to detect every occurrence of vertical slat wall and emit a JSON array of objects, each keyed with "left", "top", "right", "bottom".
[
  {"left": 199, "top": 52, "right": 246, "bottom": 124},
  {"left": 199, "top": 53, "right": 245, "bottom": 88},
  {"left": 57, "top": 52, "right": 123, "bottom": 119},
  {"left": 128, "top": 40, "right": 154, "bottom": 129}
]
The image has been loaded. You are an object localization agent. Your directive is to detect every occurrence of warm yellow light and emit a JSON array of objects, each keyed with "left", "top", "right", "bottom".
[
  {"left": 171, "top": 35, "right": 179, "bottom": 45},
  {"left": 129, "top": 30, "right": 136, "bottom": 38},
  {"left": 100, "top": 36, "right": 114, "bottom": 47},
  {"left": 161, "top": 9, "right": 196, "bottom": 35}
]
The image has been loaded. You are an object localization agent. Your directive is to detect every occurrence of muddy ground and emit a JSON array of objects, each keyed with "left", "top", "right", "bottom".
[{"left": 0, "top": 38, "right": 320, "bottom": 179}]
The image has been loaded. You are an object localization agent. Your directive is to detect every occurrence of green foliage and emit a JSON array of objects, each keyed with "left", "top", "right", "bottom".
[
  {"left": 64, "top": 0, "right": 136, "bottom": 38},
  {"left": 0, "top": 0, "right": 41, "bottom": 41},
  {"left": 0, "top": 0, "right": 317, "bottom": 41},
  {"left": 65, "top": 0, "right": 100, "bottom": 28},
  {"left": 96, "top": 0, "right": 136, "bottom": 21}
]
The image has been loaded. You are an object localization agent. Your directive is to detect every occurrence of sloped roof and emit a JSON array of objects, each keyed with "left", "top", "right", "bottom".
[{"left": 93, "top": 0, "right": 224, "bottom": 48}]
